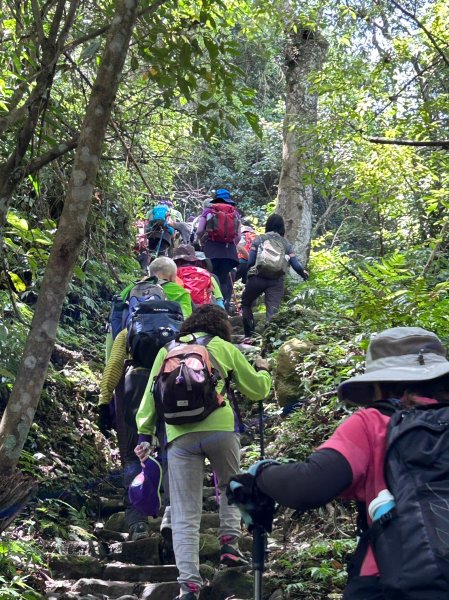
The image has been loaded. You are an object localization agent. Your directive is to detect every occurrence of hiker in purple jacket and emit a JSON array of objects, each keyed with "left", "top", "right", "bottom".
[{"left": 196, "top": 189, "right": 241, "bottom": 311}]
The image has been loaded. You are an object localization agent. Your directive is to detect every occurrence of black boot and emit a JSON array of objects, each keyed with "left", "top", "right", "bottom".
[{"left": 243, "top": 317, "right": 255, "bottom": 338}]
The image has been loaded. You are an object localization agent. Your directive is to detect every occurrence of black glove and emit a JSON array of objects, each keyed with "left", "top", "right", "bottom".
[
  {"left": 98, "top": 404, "right": 113, "bottom": 438},
  {"left": 227, "top": 473, "right": 276, "bottom": 533}
]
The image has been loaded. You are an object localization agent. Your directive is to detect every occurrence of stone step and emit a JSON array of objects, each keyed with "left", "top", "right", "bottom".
[
  {"left": 73, "top": 578, "right": 141, "bottom": 598},
  {"left": 104, "top": 512, "right": 220, "bottom": 535},
  {"left": 109, "top": 537, "right": 161, "bottom": 566},
  {"left": 103, "top": 563, "right": 178, "bottom": 583},
  {"left": 98, "top": 496, "right": 125, "bottom": 515}
]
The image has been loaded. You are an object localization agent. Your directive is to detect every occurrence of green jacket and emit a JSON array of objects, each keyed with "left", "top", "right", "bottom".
[
  {"left": 99, "top": 280, "right": 192, "bottom": 405},
  {"left": 136, "top": 332, "right": 272, "bottom": 442}
]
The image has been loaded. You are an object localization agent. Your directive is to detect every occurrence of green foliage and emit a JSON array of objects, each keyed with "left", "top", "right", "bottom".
[{"left": 0, "top": 539, "right": 44, "bottom": 599}]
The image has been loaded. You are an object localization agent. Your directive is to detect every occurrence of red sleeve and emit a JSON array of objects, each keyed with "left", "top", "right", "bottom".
[{"left": 318, "top": 412, "right": 372, "bottom": 499}]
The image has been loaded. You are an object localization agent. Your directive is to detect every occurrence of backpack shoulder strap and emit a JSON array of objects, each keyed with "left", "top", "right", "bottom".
[{"left": 195, "top": 335, "right": 245, "bottom": 431}]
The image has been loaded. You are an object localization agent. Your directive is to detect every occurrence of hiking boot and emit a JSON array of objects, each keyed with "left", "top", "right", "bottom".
[
  {"left": 220, "top": 536, "right": 249, "bottom": 567},
  {"left": 128, "top": 521, "right": 149, "bottom": 541},
  {"left": 173, "top": 582, "right": 200, "bottom": 599}
]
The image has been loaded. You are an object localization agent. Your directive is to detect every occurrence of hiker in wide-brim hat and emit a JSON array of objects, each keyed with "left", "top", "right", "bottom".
[
  {"left": 338, "top": 326, "right": 449, "bottom": 406},
  {"left": 172, "top": 244, "right": 197, "bottom": 263},
  {"left": 227, "top": 326, "right": 449, "bottom": 600}
]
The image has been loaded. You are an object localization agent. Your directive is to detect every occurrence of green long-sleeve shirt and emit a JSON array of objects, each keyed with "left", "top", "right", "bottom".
[
  {"left": 136, "top": 332, "right": 272, "bottom": 443},
  {"left": 99, "top": 280, "right": 192, "bottom": 406}
]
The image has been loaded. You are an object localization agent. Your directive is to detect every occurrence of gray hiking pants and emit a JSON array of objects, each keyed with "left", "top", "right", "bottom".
[
  {"left": 241, "top": 274, "right": 285, "bottom": 324},
  {"left": 168, "top": 430, "right": 241, "bottom": 589}
]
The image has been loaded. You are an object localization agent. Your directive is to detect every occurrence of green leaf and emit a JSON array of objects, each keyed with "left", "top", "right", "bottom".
[
  {"left": 7, "top": 212, "right": 28, "bottom": 231},
  {"left": 244, "top": 111, "right": 262, "bottom": 138},
  {"left": 8, "top": 272, "right": 26, "bottom": 292},
  {"left": 0, "top": 367, "right": 15, "bottom": 379}
]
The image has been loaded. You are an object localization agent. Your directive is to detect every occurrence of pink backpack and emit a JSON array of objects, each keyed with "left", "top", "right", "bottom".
[{"left": 177, "top": 266, "right": 213, "bottom": 305}]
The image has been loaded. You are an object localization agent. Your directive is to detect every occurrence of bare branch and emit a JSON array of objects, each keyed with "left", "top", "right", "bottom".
[
  {"left": 23, "top": 135, "right": 79, "bottom": 176},
  {"left": 64, "top": 0, "right": 167, "bottom": 52},
  {"left": 367, "top": 137, "right": 449, "bottom": 150}
]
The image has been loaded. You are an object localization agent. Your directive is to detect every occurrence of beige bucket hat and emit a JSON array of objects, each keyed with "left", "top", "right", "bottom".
[{"left": 338, "top": 327, "right": 449, "bottom": 405}]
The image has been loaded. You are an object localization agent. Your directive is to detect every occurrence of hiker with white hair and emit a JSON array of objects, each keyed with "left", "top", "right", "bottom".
[{"left": 228, "top": 327, "right": 449, "bottom": 600}]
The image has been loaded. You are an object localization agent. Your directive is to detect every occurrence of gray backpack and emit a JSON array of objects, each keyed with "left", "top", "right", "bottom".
[{"left": 255, "top": 234, "right": 288, "bottom": 278}]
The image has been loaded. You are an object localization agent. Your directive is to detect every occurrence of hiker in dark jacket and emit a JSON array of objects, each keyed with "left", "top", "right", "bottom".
[
  {"left": 196, "top": 188, "right": 241, "bottom": 311},
  {"left": 241, "top": 213, "right": 308, "bottom": 338},
  {"left": 228, "top": 327, "right": 449, "bottom": 600}
]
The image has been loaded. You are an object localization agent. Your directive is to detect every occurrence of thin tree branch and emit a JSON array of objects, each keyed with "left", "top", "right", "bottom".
[
  {"left": 388, "top": 0, "right": 449, "bottom": 68},
  {"left": 421, "top": 221, "right": 449, "bottom": 277},
  {"left": 23, "top": 135, "right": 79, "bottom": 176},
  {"left": 367, "top": 137, "right": 449, "bottom": 150},
  {"left": 63, "top": 51, "right": 156, "bottom": 199},
  {"left": 64, "top": 0, "right": 167, "bottom": 52}
]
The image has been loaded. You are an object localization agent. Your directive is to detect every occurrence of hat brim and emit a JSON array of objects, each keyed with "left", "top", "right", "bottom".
[
  {"left": 338, "top": 361, "right": 449, "bottom": 405},
  {"left": 173, "top": 254, "right": 197, "bottom": 262}
]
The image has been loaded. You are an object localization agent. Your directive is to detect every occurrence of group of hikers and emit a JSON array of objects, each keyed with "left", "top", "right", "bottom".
[
  {"left": 98, "top": 187, "right": 449, "bottom": 600},
  {"left": 133, "top": 188, "right": 308, "bottom": 337}
]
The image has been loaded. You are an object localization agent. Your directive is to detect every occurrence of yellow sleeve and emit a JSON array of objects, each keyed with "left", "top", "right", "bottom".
[
  {"left": 136, "top": 346, "right": 168, "bottom": 435},
  {"left": 99, "top": 330, "right": 127, "bottom": 405}
]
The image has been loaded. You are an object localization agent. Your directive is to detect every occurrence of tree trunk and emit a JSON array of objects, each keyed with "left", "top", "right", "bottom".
[
  {"left": 276, "top": 28, "right": 328, "bottom": 266},
  {"left": 0, "top": 0, "right": 140, "bottom": 476}
]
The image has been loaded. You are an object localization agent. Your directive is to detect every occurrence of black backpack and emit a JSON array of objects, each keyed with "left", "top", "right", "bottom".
[
  {"left": 351, "top": 401, "right": 449, "bottom": 599},
  {"left": 126, "top": 301, "right": 184, "bottom": 369}
]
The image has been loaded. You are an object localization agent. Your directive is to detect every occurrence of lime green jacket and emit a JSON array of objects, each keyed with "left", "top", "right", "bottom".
[
  {"left": 136, "top": 332, "right": 272, "bottom": 443},
  {"left": 99, "top": 280, "right": 192, "bottom": 406}
]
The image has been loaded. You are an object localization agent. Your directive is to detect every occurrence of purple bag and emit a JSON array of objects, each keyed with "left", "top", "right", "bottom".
[{"left": 128, "top": 455, "right": 163, "bottom": 517}]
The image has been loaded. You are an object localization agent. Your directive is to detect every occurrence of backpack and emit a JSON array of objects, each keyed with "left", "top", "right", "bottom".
[
  {"left": 127, "top": 300, "right": 184, "bottom": 368},
  {"left": 177, "top": 266, "right": 213, "bottom": 305},
  {"left": 135, "top": 219, "right": 149, "bottom": 251},
  {"left": 238, "top": 230, "right": 256, "bottom": 260},
  {"left": 204, "top": 203, "right": 239, "bottom": 244},
  {"left": 351, "top": 402, "right": 449, "bottom": 600},
  {"left": 148, "top": 205, "right": 169, "bottom": 228},
  {"left": 153, "top": 336, "right": 225, "bottom": 425},
  {"left": 127, "top": 281, "right": 167, "bottom": 322},
  {"left": 255, "top": 233, "right": 288, "bottom": 278}
]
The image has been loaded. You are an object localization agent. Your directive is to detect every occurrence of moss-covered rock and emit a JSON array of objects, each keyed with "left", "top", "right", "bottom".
[
  {"left": 274, "top": 338, "right": 315, "bottom": 407},
  {"left": 49, "top": 554, "right": 103, "bottom": 579}
]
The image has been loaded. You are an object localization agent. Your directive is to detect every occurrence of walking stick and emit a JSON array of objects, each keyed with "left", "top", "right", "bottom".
[{"left": 252, "top": 399, "right": 266, "bottom": 600}]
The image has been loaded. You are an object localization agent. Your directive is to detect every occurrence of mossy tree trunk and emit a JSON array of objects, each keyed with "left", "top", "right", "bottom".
[
  {"left": 276, "top": 27, "right": 328, "bottom": 266},
  {"left": 0, "top": 0, "right": 141, "bottom": 479}
]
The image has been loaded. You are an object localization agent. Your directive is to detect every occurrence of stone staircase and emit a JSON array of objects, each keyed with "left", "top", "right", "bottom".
[{"left": 45, "top": 484, "right": 272, "bottom": 600}]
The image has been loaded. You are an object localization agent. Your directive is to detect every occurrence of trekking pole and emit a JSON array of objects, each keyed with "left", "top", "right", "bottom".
[
  {"left": 229, "top": 272, "right": 240, "bottom": 314},
  {"left": 154, "top": 227, "right": 165, "bottom": 256},
  {"left": 253, "top": 523, "right": 265, "bottom": 600},
  {"left": 258, "top": 400, "right": 265, "bottom": 460}
]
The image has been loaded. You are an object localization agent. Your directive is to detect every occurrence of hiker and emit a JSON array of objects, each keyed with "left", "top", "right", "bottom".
[
  {"left": 241, "top": 213, "right": 308, "bottom": 338},
  {"left": 235, "top": 224, "right": 256, "bottom": 284},
  {"left": 172, "top": 244, "right": 218, "bottom": 307},
  {"left": 228, "top": 327, "right": 449, "bottom": 600},
  {"left": 196, "top": 188, "right": 241, "bottom": 311},
  {"left": 135, "top": 304, "right": 271, "bottom": 600},
  {"left": 195, "top": 251, "right": 225, "bottom": 309},
  {"left": 98, "top": 258, "right": 192, "bottom": 541},
  {"left": 146, "top": 199, "right": 177, "bottom": 256}
]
